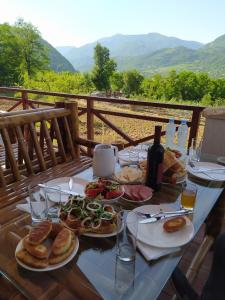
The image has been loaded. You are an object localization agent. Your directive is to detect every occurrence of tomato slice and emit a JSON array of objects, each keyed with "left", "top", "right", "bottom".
[{"left": 85, "top": 188, "right": 103, "bottom": 198}]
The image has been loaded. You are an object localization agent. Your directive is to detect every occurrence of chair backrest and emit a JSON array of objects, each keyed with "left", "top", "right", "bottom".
[{"left": 0, "top": 101, "right": 80, "bottom": 187}]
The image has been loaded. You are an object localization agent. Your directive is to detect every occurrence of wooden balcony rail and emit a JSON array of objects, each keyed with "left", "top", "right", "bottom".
[{"left": 0, "top": 87, "right": 205, "bottom": 155}]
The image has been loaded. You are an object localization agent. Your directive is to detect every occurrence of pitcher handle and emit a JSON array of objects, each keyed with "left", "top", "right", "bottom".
[{"left": 111, "top": 145, "right": 118, "bottom": 161}]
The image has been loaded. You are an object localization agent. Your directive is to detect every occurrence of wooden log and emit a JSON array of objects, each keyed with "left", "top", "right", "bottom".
[
  {"left": 41, "top": 120, "right": 57, "bottom": 166},
  {"left": 86, "top": 100, "right": 94, "bottom": 156},
  {"left": 63, "top": 116, "right": 76, "bottom": 159},
  {"left": 52, "top": 118, "right": 67, "bottom": 162},
  {"left": 0, "top": 108, "right": 70, "bottom": 128},
  {"left": 1, "top": 128, "right": 21, "bottom": 181},
  {"left": 29, "top": 122, "right": 46, "bottom": 171},
  {"left": 65, "top": 101, "right": 80, "bottom": 159},
  {"left": 15, "top": 126, "right": 34, "bottom": 175}
]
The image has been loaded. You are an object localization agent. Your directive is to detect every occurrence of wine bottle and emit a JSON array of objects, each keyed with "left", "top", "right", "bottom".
[{"left": 145, "top": 126, "right": 164, "bottom": 191}]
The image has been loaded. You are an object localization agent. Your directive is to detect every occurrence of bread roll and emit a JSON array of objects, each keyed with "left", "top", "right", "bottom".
[
  {"left": 163, "top": 217, "right": 186, "bottom": 233},
  {"left": 23, "top": 236, "right": 48, "bottom": 259},
  {"left": 52, "top": 228, "right": 73, "bottom": 255},
  {"left": 28, "top": 221, "right": 52, "bottom": 245},
  {"left": 49, "top": 239, "right": 76, "bottom": 265},
  {"left": 16, "top": 249, "right": 48, "bottom": 268}
]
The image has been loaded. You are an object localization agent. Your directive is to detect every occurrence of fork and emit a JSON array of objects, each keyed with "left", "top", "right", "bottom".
[{"left": 136, "top": 208, "right": 191, "bottom": 218}]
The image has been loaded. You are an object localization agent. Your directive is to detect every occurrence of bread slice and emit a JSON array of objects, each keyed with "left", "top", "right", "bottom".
[
  {"left": 51, "top": 228, "right": 73, "bottom": 255},
  {"left": 28, "top": 221, "right": 52, "bottom": 245},
  {"left": 23, "top": 236, "right": 48, "bottom": 259},
  {"left": 16, "top": 249, "right": 48, "bottom": 268},
  {"left": 49, "top": 239, "right": 76, "bottom": 265}
]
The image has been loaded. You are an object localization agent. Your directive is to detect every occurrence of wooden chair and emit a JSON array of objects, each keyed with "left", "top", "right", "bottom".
[{"left": 0, "top": 101, "right": 92, "bottom": 221}]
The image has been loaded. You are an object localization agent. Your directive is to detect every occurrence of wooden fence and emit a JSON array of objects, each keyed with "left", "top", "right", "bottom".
[{"left": 0, "top": 87, "right": 205, "bottom": 155}]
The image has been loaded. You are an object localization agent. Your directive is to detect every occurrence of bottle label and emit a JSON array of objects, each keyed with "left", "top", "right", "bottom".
[{"left": 157, "top": 163, "right": 163, "bottom": 184}]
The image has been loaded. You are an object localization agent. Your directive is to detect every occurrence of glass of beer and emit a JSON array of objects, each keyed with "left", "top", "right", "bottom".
[{"left": 181, "top": 182, "right": 197, "bottom": 210}]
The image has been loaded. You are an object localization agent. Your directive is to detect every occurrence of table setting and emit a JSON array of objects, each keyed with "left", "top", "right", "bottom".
[{"left": 2, "top": 136, "right": 224, "bottom": 300}]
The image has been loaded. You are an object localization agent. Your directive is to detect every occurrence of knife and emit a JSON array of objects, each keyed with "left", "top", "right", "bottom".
[
  {"left": 38, "top": 184, "right": 79, "bottom": 196},
  {"left": 139, "top": 211, "right": 192, "bottom": 224}
]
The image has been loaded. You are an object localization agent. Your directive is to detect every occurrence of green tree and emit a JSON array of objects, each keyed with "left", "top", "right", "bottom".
[
  {"left": 0, "top": 23, "right": 21, "bottom": 86},
  {"left": 122, "top": 70, "right": 144, "bottom": 97},
  {"left": 92, "top": 43, "right": 117, "bottom": 92},
  {"left": 110, "top": 71, "right": 124, "bottom": 91},
  {"left": 14, "top": 19, "right": 49, "bottom": 78}
]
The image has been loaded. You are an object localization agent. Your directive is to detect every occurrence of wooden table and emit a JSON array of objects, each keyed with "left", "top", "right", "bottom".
[{"left": 0, "top": 157, "right": 224, "bottom": 300}]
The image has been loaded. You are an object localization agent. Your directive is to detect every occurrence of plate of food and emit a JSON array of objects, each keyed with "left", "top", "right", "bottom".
[
  {"left": 85, "top": 178, "right": 124, "bottom": 203},
  {"left": 139, "top": 148, "right": 186, "bottom": 185},
  {"left": 59, "top": 195, "right": 119, "bottom": 237},
  {"left": 121, "top": 185, "right": 153, "bottom": 203},
  {"left": 114, "top": 166, "right": 145, "bottom": 184},
  {"left": 15, "top": 221, "right": 79, "bottom": 271},
  {"left": 127, "top": 205, "right": 194, "bottom": 248}
]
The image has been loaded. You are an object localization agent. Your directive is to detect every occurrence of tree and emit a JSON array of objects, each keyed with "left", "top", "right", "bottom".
[
  {"left": 92, "top": 43, "right": 116, "bottom": 92},
  {"left": 0, "top": 23, "right": 21, "bottom": 86},
  {"left": 110, "top": 71, "right": 124, "bottom": 91},
  {"left": 14, "top": 19, "right": 49, "bottom": 78},
  {"left": 122, "top": 70, "right": 144, "bottom": 97}
]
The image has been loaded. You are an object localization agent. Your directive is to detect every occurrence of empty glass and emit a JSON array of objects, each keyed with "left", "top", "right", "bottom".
[
  {"left": 116, "top": 211, "right": 138, "bottom": 262},
  {"left": 43, "top": 184, "right": 62, "bottom": 221},
  {"left": 28, "top": 184, "right": 47, "bottom": 224}
]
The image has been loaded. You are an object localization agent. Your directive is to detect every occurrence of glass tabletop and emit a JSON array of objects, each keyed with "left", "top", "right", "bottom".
[{"left": 0, "top": 155, "right": 224, "bottom": 300}]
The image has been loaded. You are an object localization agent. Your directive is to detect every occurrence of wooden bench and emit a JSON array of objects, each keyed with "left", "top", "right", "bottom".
[{"left": 0, "top": 101, "right": 92, "bottom": 225}]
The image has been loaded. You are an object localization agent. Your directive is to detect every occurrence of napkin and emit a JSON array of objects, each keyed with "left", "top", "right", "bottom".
[{"left": 137, "top": 240, "right": 180, "bottom": 261}]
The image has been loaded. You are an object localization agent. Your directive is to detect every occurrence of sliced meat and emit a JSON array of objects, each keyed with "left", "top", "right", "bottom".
[{"left": 123, "top": 185, "right": 153, "bottom": 201}]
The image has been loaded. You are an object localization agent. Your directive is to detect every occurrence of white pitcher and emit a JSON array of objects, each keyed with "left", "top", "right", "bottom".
[{"left": 93, "top": 144, "right": 118, "bottom": 177}]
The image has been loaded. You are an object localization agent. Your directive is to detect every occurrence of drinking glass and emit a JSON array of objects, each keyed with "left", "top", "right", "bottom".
[
  {"left": 181, "top": 182, "right": 197, "bottom": 210},
  {"left": 28, "top": 184, "right": 47, "bottom": 224},
  {"left": 190, "top": 139, "right": 202, "bottom": 162},
  {"left": 43, "top": 184, "right": 62, "bottom": 221},
  {"left": 116, "top": 211, "right": 138, "bottom": 262}
]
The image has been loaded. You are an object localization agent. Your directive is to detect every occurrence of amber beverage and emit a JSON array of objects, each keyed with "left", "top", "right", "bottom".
[{"left": 181, "top": 183, "right": 197, "bottom": 209}]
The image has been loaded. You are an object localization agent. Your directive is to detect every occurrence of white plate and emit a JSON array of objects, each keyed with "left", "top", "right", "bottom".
[
  {"left": 217, "top": 156, "right": 225, "bottom": 165},
  {"left": 15, "top": 236, "right": 79, "bottom": 272},
  {"left": 187, "top": 162, "right": 225, "bottom": 181},
  {"left": 46, "top": 177, "right": 87, "bottom": 202},
  {"left": 127, "top": 205, "right": 194, "bottom": 248},
  {"left": 83, "top": 223, "right": 124, "bottom": 238}
]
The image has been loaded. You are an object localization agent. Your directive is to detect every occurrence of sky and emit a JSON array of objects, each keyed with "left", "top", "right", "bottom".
[{"left": 0, "top": 0, "right": 225, "bottom": 47}]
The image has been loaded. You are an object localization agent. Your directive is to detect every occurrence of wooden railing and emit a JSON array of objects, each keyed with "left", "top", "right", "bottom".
[{"left": 0, "top": 87, "right": 205, "bottom": 155}]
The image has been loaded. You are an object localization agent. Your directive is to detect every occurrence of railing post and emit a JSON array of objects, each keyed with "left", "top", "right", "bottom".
[
  {"left": 86, "top": 99, "right": 94, "bottom": 156},
  {"left": 188, "top": 108, "right": 202, "bottom": 150},
  {"left": 21, "top": 91, "right": 29, "bottom": 110},
  {"left": 65, "top": 101, "right": 80, "bottom": 159}
]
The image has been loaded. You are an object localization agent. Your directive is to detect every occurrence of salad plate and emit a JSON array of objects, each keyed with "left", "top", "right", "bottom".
[{"left": 85, "top": 179, "right": 124, "bottom": 203}]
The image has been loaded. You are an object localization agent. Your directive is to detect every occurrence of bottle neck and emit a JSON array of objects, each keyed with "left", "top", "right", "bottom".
[{"left": 153, "top": 126, "right": 162, "bottom": 145}]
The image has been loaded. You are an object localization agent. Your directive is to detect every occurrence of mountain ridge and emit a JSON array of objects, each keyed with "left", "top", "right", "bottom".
[{"left": 57, "top": 32, "right": 203, "bottom": 72}]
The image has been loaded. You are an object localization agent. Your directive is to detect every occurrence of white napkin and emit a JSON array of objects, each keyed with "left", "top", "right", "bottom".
[{"left": 137, "top": 240, "right": 180, "bottom": 261}]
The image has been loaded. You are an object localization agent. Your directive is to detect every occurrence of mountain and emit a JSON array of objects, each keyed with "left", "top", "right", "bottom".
[
  {"left": 42, "top": 40, "right": 76, "bottom": 73},
  {"left": 57, "top": 33, "right": 202, "bottom": 72},
  {"left": 131, "top": 35, "right": 225, "bottom": 77}
]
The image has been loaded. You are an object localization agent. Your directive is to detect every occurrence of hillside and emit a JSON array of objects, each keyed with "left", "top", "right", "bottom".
[
  {"left": 57, "top": 33, "right": 202, "bottom": 72},
  {"left": 42, "top": 40, "right": 76, "bottom": 73}
]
